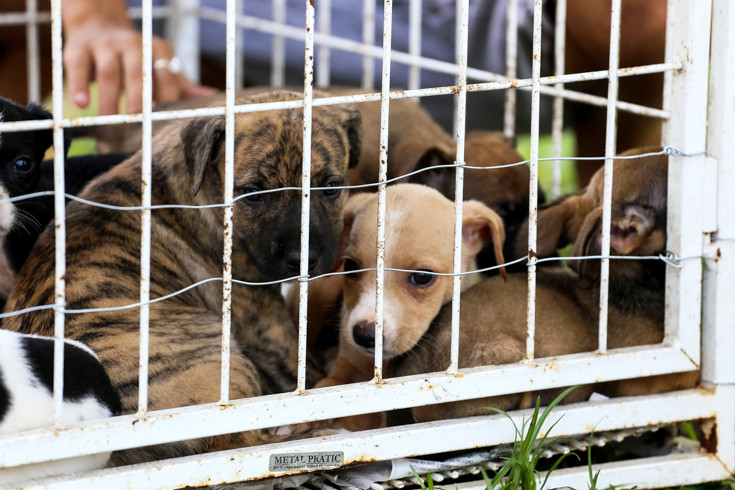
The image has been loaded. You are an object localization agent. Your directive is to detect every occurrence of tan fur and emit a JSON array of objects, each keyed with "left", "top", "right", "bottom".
[
  {"left": 2, "top": 90, "right": 361, "bottom": 465},
  {"left": 296, "top": 184, "right": 505, "bottom": 431},
  {"left": 388, "top": 148, "right": 699, "bottom": 424}
]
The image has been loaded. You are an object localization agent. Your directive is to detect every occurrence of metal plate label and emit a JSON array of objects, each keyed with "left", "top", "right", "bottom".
[{"left": 269, "top": 451, "right": 344, "bottom": 472}]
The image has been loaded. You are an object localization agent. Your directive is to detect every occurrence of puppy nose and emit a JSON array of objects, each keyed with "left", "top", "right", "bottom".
[
  {"left": 285, "top": 250, "right": 318, "bottom": 272},
  {"left": 352, "top": 321, "right": 376, "bottom": 349}
]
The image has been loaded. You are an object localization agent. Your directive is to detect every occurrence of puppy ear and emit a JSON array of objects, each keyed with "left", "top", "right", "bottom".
[
  {"left": 339, "top": 192, "right": 374, "bottom": 258},
  {"left": 513, "top": 192, "right": 592, "bottom": 260},
  {"left": 461, "top": 200, "right": 507, "bottom": 280},
  {"left": 24, "top": 102, "right": 55, "bottom": 155},
  {"left": 334, "top": 106, "right": 362, "bottom": 169},
  {"left": 181, "top": 116, "right": 226, "bottom": 197},
  {"left": 610, "top": 204, "right": 665, "bottom": 255},
  {"left": 393, "top": 142, "right": 454, "bottom": 182}
]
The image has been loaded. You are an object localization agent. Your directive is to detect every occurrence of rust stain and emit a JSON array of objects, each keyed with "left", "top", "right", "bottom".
[
  {"left": 701, "top": 419, "right": 717, "bottom": 453},
  {"left": 528, "top": 249, "right": 537, "bottom": 259}
]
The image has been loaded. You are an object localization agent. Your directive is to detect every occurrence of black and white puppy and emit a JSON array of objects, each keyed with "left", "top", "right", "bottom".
[
  {"left": 0, "top": 97, "right": 59, "bottom": 236},
  {"left": 0, "top": 97, "right": 61, "bottom": 304},
  {"left": 0, "top": 96, "right": 130, "bottom": 306},
  {"left": 0, "top": 329, "right": 121, "bottom": 485}
]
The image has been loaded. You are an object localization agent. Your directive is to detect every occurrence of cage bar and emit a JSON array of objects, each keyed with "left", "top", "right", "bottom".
[
  {"left": 597, "top": 0, "right": 623, "bottom": 354},
  {"left": 503, "top": 0, "right": 518, "bottom": 139},
  {"left": 48, "top": 0, "right": 66, "bottom": 429},
  {"left": 662, "top": 0, "right": 710, "bottom": 362},
  {"left": 362, "top": 0, "right": 376, "bottom": 89},
  {"left": 550, "top": 0, "right": 566, "bottom": 199},
  {"left": 136, "top": 0, "right": 155, "bottom": 416},
  {"left": 524, "top": 0, "right": 543, "bottom": 361},
  {"left": 448, "top": 0, "right": 469, "bottom": 373}
]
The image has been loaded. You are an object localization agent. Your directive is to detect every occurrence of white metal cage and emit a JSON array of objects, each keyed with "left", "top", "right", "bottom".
[{"left": 0, "top": 0, "right": 733, "bottom": 488}]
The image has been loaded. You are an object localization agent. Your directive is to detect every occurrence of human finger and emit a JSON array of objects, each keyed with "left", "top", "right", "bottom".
[
  {"left": 122, "top": 46, "right": 144, "bottom": 114},
  {"left": 93, "top": 47, "right": 123, "bottom": 115},
  {"left": 63, "top": 41, "right": 93, "bottom": 108}
]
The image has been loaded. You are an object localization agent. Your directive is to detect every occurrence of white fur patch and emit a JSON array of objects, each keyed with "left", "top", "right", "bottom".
[
  {"left": 0, "top": 330, "right": 113, "bottom": 486},
  {"left": 0, "top": 185, "right": 15, "bottom": 234}
]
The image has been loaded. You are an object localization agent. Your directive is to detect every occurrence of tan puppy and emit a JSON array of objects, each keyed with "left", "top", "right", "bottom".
[
  {"left": 303, "top": 184, "right": 505, "bottom": 430},
  {"left": 388, "top": 148, "right": 699, "bottom": 424},
  {"left": 3, "top": 91, "right": 361, "bottom": 465}
]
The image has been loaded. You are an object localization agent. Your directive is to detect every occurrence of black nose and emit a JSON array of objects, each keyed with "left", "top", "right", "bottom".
[
  {"left": 352, "top": 321, "right": 376, "bottom": 349},
  {"left": 285, "top": 249, "right": 318, "bottom": 272}
]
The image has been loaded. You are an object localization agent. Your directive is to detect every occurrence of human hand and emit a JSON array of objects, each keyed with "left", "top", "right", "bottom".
[{"left": 63, "top": 2, "right": 215, "bottom": 115}]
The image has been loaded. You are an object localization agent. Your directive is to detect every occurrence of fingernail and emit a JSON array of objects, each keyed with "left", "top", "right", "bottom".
[{"left": 73, "top": 92, "right": 89, "bottom": 107}]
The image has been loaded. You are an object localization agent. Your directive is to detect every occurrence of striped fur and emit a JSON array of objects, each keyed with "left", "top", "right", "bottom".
[{"left": 3, "top": 91, "right": 362, "bottom": 465}]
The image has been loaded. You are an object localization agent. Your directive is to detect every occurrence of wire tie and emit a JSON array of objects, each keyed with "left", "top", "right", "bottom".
[
  {"left": 663, "top": 145, "right": 686, "bottom": 156},
  {"left": 659, "top": 250, "right": 684, "bottom": 269}
]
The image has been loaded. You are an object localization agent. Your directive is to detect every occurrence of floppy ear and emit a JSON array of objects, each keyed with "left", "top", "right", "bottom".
[
  {"left": 333, "top": 106, "right": 362, "bottom": 169},
  {"left": 461, "top": 200, "right": 507, "bottom": 280},
  {"left": 610, "top": 203, "right": 665, "bottom": 255},
  {"left": 393, "top": 141, "right": 454, "bottom": 184},
  {"left": 24, "top": 102, "right": 56, "bottom": 156},
  {"left": 337, "top": 192, "right": 374, "bottom": 261},
  {"left": 513, "top": 192, "right": 593, "bottom": 260},
  {"left": 181, "top": 116, "right": 225, "bottom": 197}
]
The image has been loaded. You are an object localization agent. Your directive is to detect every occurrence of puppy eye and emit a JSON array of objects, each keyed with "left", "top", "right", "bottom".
[
  {"left": 237, "top": 186, "right": 263, "bottom": 202},
  {"left": 410, "top": 270, "right": 435, "bottom": 287},
  {"left": 14, "top": 157, "right": 35, "bottom": 173},
  {"left": 343, "top": 258, "right": 360, "bottom": 279},
  {"left": 322, "top": 180, "right": 342, "bottom": 198}
]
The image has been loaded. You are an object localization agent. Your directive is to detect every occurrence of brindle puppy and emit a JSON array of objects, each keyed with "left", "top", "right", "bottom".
[{"left": 2, "top": 91, "right": 361, "bottom": 465}]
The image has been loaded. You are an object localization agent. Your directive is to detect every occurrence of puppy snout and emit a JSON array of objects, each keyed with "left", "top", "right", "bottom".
[
  {"left": 285, "top": 249, "right": 319, "bottom": 272},
  {"left": 352, "top": 320, "right": 376, "bottom": 349}
]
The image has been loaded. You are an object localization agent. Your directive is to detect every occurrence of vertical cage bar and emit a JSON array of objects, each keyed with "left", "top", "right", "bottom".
[
  {"left": 448, "top": 0, "right": 469, "bottom": 373},
  {"left": 137, "top": 0, "right": 155, "bottom": 416},
  {"left": 373, "top": 0, "right": 393, "bottom": 383},
  {"left": 297, "top": 0, "right": 316, "bottom": 392},
  {"left": 407, "top": 0, "right": 421, "bottom": 90},
  {"left": 220, "top": 0, "right": 238, "bottom": 403},
  {"left": 272, "top": 0, "right": 286, "bottom": 87},
  {"left": 362, "top": 0, "right": 376, "bottom": 90},
  {"left": 316, "top": 0, "right": 331, "bottom": 87},
  {"left": 662, "top": 0, "right": 710, "bottom": 362},
  {"left": 703, "top": 0, "right": 735, "bottom": 384},
  {"left": 50, "top": 0, "right": 65, "bottom": 428},
  {"left": 503, "top": 0, "right": 518, "bottom": 139},
  {"left": 25, "top": 0, "right": 41, "bottom": 102},
  {"left": 703, "top": 2, "right": 735, "bottom": 471},
  {"left": 597, "top": 0, "right": 622, "bottom": 354},
  {"left": 525, "top": 0, "right": 543, "bottom": 361},
  {"left": 235, "top": 0, "right": 244, "bottom": 90},
  {"left": 550, "top": 0, "right": 566, "bottom": 199},
  {"left": 170, "top": 0, "right": 200, "bottom": 83}
]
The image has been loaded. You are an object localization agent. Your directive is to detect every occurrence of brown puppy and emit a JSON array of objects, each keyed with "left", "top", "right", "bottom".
[
  {"left": 388, "top": 148, "right": 699, "bottom": 424},
  {"left": 300, "top": 184, "right": 505, "bottom": 431},
  {"left": 2, "top": 91, "right": 361, "bottom": 465},
  {"left": 513, "top": 146, "right": 667, "bottom": 263},
  {"left": 326, "top": 88, "right": 532, "bottom": 266}
]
